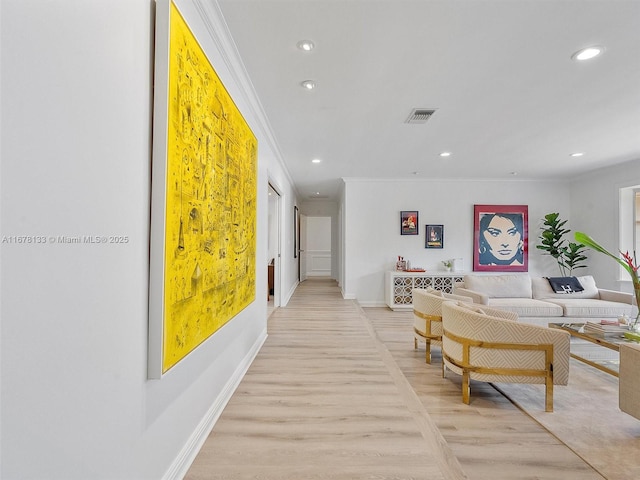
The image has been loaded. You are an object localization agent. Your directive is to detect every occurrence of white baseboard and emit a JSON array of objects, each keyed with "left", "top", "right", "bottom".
[
  {"left": 163, "top": 330, "right": 267, "bottom": 480},
  {"left": 281, "top": 280, "right": 298, "bottom": 306},
  {"left": 357, "top": 301, "right": 387, "bottom": 308}
]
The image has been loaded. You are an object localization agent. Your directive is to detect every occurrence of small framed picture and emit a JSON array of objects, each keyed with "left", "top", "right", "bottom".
[
  {"left": 400, "top": 211, "right": 419, "bottom": 235},
  {"left": 425, "top": 224, "right": 444, "bottom": 248}
]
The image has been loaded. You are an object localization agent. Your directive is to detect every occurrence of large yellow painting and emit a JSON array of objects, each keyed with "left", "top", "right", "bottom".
[{"left": 158, "top": 1, "right": 257, "bottom": 373}]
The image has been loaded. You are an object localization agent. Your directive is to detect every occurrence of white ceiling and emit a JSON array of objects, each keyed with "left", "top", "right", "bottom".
[{"left": 217, "top": 0, "right": 640, "bottom": 202}]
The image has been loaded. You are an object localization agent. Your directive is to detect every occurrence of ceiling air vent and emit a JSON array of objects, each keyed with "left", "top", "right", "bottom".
[{"left": 405, "top": 108, "right": 437, "bottom": 124}]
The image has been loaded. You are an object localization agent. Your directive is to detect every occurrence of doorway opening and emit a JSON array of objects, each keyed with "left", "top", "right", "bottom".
[
  {"left": 268, "top": 184, "right": 281, "bottom": 313},
  {"left": 302, "top": 216, "right": 332, "bottom": 279}
]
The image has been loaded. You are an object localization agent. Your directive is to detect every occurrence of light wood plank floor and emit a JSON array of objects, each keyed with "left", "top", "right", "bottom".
[{"left": 186, "top": 278, "right": 610, "bottom": 479}]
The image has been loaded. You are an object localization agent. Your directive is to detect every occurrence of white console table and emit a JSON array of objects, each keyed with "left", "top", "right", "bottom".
[{"left": 385, "top": 271, "right": 466, "bottom": 311}]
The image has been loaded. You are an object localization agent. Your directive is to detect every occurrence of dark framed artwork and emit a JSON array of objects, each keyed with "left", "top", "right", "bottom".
[
  {"left": 400, "top": 211, "right": 419, "bottom": 235},
  {"left": 293, "top": 206, "right": 299, "bottom": 258},
  {"left": 425, "top": 224, "right": 444, "bottom": 248},
  {"left": 473, "top": 204, "right": 528, "bottom": 272}
]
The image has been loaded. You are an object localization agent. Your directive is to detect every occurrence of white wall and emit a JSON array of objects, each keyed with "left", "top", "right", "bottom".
[
  {"left": 0, "top": 0, "right": 298, "bottom": 478},
  {"left": 343, "top": 178, "right": 571, "bottom": 305},
  {"left": 571, "top": 158, "right": 640, "bottom": 292}
]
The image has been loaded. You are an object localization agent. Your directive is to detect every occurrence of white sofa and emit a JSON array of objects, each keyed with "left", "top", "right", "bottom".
[{"left": 453, "top": 274, "right": 634, "bottom": 327}]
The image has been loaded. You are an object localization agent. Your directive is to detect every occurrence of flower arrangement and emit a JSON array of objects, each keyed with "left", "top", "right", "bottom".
[
  {"left": 442, "top": 259, "right": 453, "bottom": 270},
  {"left": 575, "top": 231, "right": 640, "bottom": 327}
]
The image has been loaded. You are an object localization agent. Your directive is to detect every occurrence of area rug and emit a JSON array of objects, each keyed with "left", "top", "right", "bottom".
[{"left": 493, "top": 359, "right": 640, "bottom": 480}]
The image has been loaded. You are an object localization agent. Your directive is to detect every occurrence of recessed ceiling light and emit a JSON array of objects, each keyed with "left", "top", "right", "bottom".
[
  {"left": 312, "top": 158, "right": 321, "bottom": 163},
  {"left": 571, "top": 152, "right": 585, "bottom": 157},
  {"left": 440, "top": 152, "right": 451, "bottom": 157},
  {"left": 571, "top": 46, "right": 604, "bottom": 61},
  {"left": 315, "top": 192, "right": 320, "bottom": 195},
  {"left": 297, "top": 40, "right": 315, "bottom": 51},
  {"left": 301, "top": 80, "right": 316, "bottom": 90}
]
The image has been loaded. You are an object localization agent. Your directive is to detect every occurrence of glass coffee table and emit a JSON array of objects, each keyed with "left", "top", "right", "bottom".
[{"left": 548, "top": 322, "right": 640, "bottom": 377}]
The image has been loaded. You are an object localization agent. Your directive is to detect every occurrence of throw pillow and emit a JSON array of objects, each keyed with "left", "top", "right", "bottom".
[
  {"left": 547, "top": 276, "right": 584, "bottom": 294},
  {"left": 464, "top": 274, "right": 532, "bottom": 298}
]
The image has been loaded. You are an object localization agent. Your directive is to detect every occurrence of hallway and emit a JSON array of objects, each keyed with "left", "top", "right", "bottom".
[{"left": 185, "top": 278, "right": 602, "bottom": 479}]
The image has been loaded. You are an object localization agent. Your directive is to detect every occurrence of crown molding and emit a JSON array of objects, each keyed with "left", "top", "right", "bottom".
[{"left": 192, "top": 0, "right": 299, "bottom": 198}]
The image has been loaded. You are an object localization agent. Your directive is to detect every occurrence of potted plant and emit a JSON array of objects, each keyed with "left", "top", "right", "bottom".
[
  {"left": 441, "top": 259, "right": 453, "bottom": 271},
  {"left": 537, "top": 213, "right": 588, "bottom": 276}
]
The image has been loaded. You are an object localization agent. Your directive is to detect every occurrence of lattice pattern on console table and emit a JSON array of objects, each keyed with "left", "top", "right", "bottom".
[{"left": 385, "top": 271, "right": 466, "bottom": 310}]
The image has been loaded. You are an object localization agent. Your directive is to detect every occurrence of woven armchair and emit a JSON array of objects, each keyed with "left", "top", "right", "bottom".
[
  {"left": 441, "top": 301, "right": 570, "bottom": 412},
  {"left": 412, "top": 288, "right": 472, "bottom": 364},
  {"left": 620, "top": 342, "right": 640, "bottom": 420}
]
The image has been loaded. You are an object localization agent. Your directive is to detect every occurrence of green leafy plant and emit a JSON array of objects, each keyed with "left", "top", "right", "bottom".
[{"left": 537, "top": 213, "right": 588, "bottom": 276}]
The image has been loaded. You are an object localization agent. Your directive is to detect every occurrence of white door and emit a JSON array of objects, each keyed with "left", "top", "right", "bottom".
[
  {"left": 299, "top": 213, "right": 307, "bottom": 282},
  {"left": 305, "top": 216, "right": 332, "bottom": 278}
]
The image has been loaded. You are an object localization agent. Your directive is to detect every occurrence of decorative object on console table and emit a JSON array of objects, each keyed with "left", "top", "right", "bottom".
[
  {"left": 452, "top": 257, "right": 464, "bottom": 271},
  {"left": 575, "top": 231, "right": 640, "bottom": 329},
  {"left": 473, "top": 204, "right": 528, "bottom": 272},
  {"left": 385, "top": 271, "right": 466, "bottom": 310},
  {"left": 400, "top": 211, "right": 419, "bottom": 235},
  {"left": 441, "top": 259, "right": 453, "bottom": 271},
  {"left": 425, "top": 224, "right": 443, "bottom": 248}
]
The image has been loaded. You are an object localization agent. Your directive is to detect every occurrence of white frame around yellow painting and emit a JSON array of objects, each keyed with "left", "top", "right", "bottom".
[{"left": 149, "top": 0, "right": 258, "bottom": 378}]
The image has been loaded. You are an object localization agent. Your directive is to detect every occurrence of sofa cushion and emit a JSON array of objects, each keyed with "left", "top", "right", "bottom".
[
  {"left": 543, "top": 298, "right": 634, "bottom": 318},
  {"left": 531, "top": 275, "right": 599, "bottom": 300},
  {"left": 487, "top": 298, "right": 564, "bottom": 317},
  {"left": 464, "top": 274, "right": 532, "bottom": 298}
]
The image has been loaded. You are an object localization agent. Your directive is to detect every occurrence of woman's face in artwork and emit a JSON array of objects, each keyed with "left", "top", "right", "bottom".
[{"left": 483, "top": 215, "right": 523, "bottom": 263}]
